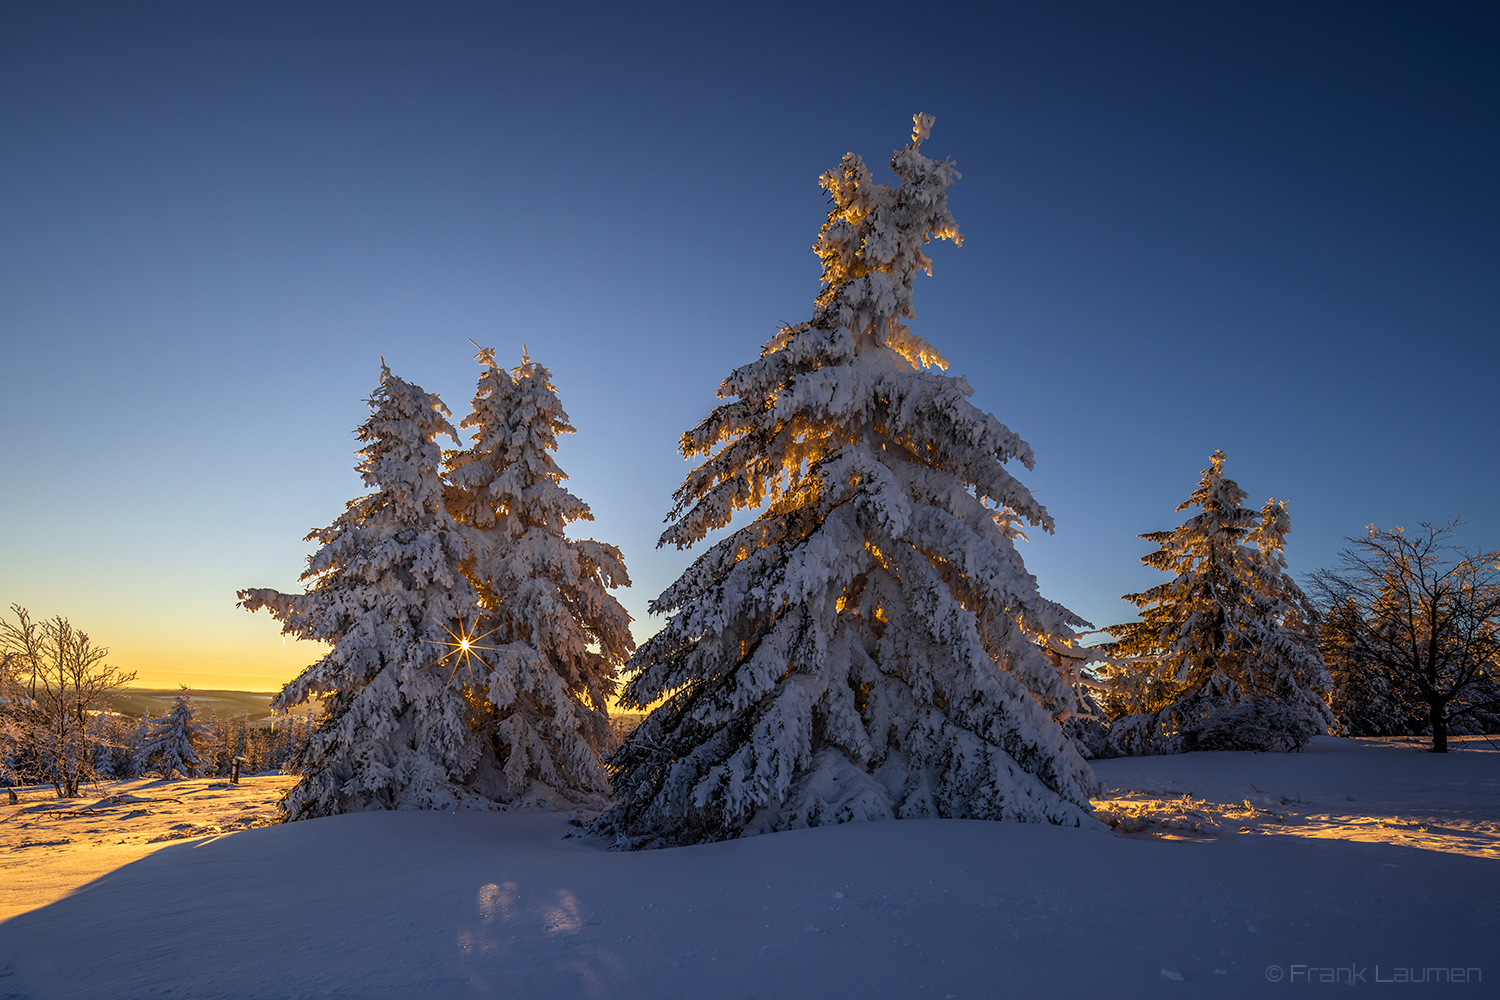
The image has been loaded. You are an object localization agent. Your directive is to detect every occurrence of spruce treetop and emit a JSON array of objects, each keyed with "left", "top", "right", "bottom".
[
  {"left": 662, "top": 113, "right": 1052, "bottom": 557},
  {"left": 448, "top": 345, "right": 590, "bottom": 539},
  {"left": 342, "top": 359, "right": 460, "bottom": 530}
]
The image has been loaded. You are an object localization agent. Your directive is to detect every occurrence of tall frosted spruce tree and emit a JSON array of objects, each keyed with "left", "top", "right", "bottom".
[
  {"left": 444, "top": 346, "right": 634, "bottom": 802},
  {"left": 1101, "top": 451, "right": 1331, "bottom": 754},
  {"left": 590, "top": 115, "right": 1102, "bottom": 849},
  {"left": 240, "top": 364, "right": 496, "bottom": 818}
]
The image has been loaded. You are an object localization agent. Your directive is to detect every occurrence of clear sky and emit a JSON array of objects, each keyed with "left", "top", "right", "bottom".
[{"left": 2, "top": 2, "right": 1496, "bottom": 691}]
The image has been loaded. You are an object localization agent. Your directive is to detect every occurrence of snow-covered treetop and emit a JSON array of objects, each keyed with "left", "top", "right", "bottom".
[
  {"left": 335, "top": 360, "right": 459, "bottom": 533},
  {"left": 1140, "top": 449, "right": 1295, "bottom": 586},
  {"left": 659, "top": 113, "right": 1050, "bottom": 560},
  {"left": 444, "top": 343, "right": 515, "bottom": 530},
  {"left": 447, "top": 344, "right": 592, "bottom": 539},
  {"left": 160, "top": 688, "right": 201, "bottom": 725},
  {"left": 293, "top": 362, "right": 464, "bottom": 588},
  {"left": 810, "top": 111, "right": 961, "bottom": 368}
]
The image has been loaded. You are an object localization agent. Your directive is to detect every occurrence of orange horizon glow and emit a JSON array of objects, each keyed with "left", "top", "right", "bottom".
[{"left": 110, "top": 628, "right": 647, "bottom": 715}]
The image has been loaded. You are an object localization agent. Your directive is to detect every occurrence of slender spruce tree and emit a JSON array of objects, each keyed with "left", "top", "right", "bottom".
[{"left": 444, "top": 345, "right": 634, "bottom": 803}]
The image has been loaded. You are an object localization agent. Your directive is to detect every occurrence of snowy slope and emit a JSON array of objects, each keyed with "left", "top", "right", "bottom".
[{"left": 0, "top": 740, "right": 1494, "bottom": 998}]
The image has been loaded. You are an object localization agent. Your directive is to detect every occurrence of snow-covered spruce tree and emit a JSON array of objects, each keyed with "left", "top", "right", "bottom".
[
  {"left": 589, "top": 115, "right": 1102, "bottom": 849},
  {"left": 442, "top": 345, "right": 634, "bottom": 803},
  {"left": 142, "top": 688, "right": 208, "bottom": 779},
  {"left": 239, "top": 364, "right": 499, "bottom": 819},
  {"left": 1100, "top": 451, "right": 1332, "bottom": 754}
]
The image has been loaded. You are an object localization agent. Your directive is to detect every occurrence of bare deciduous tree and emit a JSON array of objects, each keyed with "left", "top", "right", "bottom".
[
  {"left": 0, "top": 605, "right": 136, "bottom": 796},
  {"left": 1310, "top": 522, "right": 1500, "bottom": 753}
]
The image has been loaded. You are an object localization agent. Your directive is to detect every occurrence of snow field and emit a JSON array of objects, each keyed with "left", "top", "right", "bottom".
[
  {"left": 1094, "top": 736, "right": 1500, "bottom": 858},
  {"left": 0, "top": 775, "right": 299, "bottom": 922},
  {"left": 0, "top": 739, "right": 1494, "bottom": 998}
]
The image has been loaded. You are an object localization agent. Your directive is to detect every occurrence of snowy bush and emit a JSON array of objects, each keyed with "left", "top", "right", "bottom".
[
  {"left": 89, "top": 709, "right": 139, "bottom": 779},
  {"left": 127, "top": 712, "right": 155, "bottom": 778},
  {"left": 589, "top": 114, "right": 1103, "bottom": 849},
  {"left": 1182, "top": 699, "right": 1326, "bottom": 754}
]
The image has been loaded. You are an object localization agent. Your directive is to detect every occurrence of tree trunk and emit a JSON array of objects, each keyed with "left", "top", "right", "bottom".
[{"left": 1429, "top": 700, "right": 1448, "bottom": 753}]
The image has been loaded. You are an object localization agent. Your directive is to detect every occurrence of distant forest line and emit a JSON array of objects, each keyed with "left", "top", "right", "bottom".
[
  {"left": 108, "top": 690, "right": 650, "bottom": 740},
  {"left": 111, "top": 689, "right": 282, "bottom": 722}
]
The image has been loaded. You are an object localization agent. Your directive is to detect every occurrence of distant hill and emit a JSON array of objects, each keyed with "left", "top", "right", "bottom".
[{"left": 109, "top": 689, "right": 286, "bottom": 722}]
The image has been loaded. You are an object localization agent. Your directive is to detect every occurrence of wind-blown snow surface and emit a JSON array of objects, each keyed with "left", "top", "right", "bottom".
[{"left": 1, "top": 740, "right": 1495, "bottom": 998}]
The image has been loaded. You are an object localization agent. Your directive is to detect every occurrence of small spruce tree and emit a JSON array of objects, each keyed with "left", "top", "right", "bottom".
[
  {"left": 1101, "top": 451, "right": 1331, "bottom": 754},
  {"left": 240, "top": 363, "right": 497, "bottom": 818},
  {"left": 589, "top": 114, "right": 1101, "bottom": 849},
  {"left": 444, "top": 346, "right": 634, "bottom": 803},
  {"left": 142, "top": 688, "right": 208, "bottom": 779}
]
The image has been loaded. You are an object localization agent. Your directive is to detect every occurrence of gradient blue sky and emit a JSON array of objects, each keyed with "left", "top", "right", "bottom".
[{"left": 2, "top": 2, "right": 1496, "bottom": 689}]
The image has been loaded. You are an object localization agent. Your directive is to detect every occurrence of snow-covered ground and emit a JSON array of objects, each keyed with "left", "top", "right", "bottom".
[
  {"left": 0, "top": 775, "right": 300, "bottom": 923},
  {"left": 0, "top": 738, "right": 1495, "bottom": 998},
  {"left": 1093, "top": 736, "right": 1500, "bottom": 858}
]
